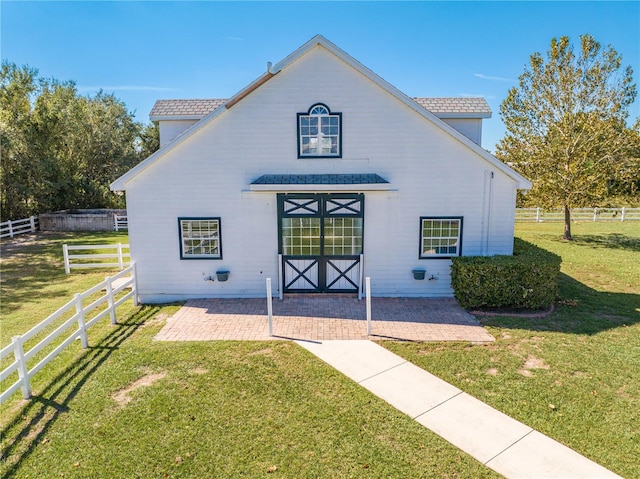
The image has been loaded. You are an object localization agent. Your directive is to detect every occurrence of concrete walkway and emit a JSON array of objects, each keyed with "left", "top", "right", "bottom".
[{"left": 297, "top": 340, "right": 622, "bottom": 479}]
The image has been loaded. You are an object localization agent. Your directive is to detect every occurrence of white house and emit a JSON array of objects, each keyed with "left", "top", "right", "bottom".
[{"left": 111, "top": 35, "right": 532, "bottom": 304}]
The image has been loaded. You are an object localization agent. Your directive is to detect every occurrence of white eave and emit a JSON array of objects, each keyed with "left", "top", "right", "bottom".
[{"left": 111, "top": 35, "right": 532, "bottom": 192}]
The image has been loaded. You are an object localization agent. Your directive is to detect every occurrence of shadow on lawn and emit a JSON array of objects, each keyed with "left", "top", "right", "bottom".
[
  {"left": 0, "top": 306, "right": 159, "bottom": 478},
  {"left": 479, "top": 273, "right": 640, "bottom": 335},
  {"left": 1, "top": 232, "right": 126, "bottom": 315},
  {"left": 1, "top": 233, "right": 78, "bottom": 315},
  {"left": 551, "top": 233, "right": 640, "bottom": 252}
]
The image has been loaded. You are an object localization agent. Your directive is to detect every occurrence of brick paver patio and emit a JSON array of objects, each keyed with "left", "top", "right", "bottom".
[{"left": 155, "top": 296, "right": 494, "bottom": 342}]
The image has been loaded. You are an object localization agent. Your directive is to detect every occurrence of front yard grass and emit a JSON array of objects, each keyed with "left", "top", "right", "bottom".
[
  {"left": 1, "top": 233, "right": 497, "bottom": 477},
  {"left": 1, "top": 222, "right": 638, "bottom": 477},
  {"left": 384, "top": 221, "right": 640, "bottom": 478},
  {"left": 1, "top": 231, "right": 131, "bottom": 343}
]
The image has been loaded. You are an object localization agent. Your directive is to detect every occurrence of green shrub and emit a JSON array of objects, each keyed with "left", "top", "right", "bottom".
[{"left": 451, "top": 238, "right": 561, "bottom": 310}]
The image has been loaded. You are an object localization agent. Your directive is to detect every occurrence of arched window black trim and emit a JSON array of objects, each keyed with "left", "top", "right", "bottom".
[{"left": 297, "top": 103, "right": 342, "bottom": 158}]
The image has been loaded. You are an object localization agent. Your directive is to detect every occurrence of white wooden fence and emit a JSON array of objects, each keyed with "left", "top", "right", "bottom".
[
  {"left": 0, "top": 264, "right": 137, "bottom": 403},
  {"left": 63, "top": 243, "right": 130, "bottom": 274},
  {"left": 114, "top": 214, "right": 128, "bottom": 231},
  {"left": 516, "top": 207, "right": 640, "bottom": 222},
  {"left": 0, "top": 216, "right": 38, "bottom": 238}
]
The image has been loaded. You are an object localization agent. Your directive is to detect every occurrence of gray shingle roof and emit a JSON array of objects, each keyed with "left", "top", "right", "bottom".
[
  {"left": 413, "top": 97, "right": 491, "bottom": 116},
  {"left": 149, "top": 97, "right": 491, "bottom": 119},
  {"left": 149, "top": 99, "right": 227, "bottom": 119},
  {"left": 251, "top": 174, "right": 389, "bottom": 185}
]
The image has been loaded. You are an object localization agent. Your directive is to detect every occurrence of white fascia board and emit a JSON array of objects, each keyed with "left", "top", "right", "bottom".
[
  {"left": 112, "top": 72, "right": 279, "bottom": 190},
  {"left": 288, "top": 37, "right": 531, "bottom": 190},
  {"left": 110, "top": 38, "right": 322, "bottom": 192},
  {"left": 110, "top": 106, "right": 228, "bottom": 191},
  {"left": 111, "top": 34, "right": 531, "bottom": 191}
]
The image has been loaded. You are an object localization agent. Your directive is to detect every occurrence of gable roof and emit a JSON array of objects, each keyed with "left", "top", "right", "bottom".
[
  {"left": 413, "top": 97, "right": 492, "bottom": 118},
  {"left": 111, "top": 35, "right": 531, "bottom": 191},
  {"left": 149, "top": 99, "right": 226, "bottom": 120},
  {"left": 149, "top": 97, "right": 492, "bottom": 121}
]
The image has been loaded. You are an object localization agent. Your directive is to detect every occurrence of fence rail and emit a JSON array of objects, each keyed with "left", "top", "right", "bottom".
[
  {"left": 114, "top": 214, "right": 128, "bottom": 231},
  {"left": 63, "top": 243, "right": 130, "bottom": 274},
  {"left": 516, "top": 207, "right": 640, "bottom": 222},
  {"left": 0, "top": 216, "right": 38, "bottom": 238},
  {"left": 0, "top": 263, "right": 137, "bottom": 403}
]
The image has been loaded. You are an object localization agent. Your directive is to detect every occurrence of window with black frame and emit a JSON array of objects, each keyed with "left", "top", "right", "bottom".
[
  {"left": 419, "top": 217, "right": 462, "bottom": 258},
  {"left": 297, "top": 103, "right": 341, "bottom": 158},
  {"left": 178, "top": 217, "right": 222, "bottom": 259}
]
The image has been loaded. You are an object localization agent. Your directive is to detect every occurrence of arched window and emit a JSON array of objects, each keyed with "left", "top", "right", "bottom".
[{"left": 297, "top": 103, "right": 342, "bottom": 158}]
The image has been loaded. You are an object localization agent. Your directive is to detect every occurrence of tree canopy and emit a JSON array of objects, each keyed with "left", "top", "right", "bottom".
[
  {"left": 0, "top": 61, "right": 159, "bottom": 221},
  {"left": 496, "top": 34, "right": 638, "bottom": 240}
]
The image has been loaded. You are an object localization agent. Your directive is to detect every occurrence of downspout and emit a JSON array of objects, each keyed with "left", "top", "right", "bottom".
[{"left": 482, "top": 170, "right": 494, "bottom": 255}]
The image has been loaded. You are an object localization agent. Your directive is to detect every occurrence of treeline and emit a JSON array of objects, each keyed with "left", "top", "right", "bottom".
[{"left": 0, "top": 61, "right": 159, "bottom": 221}]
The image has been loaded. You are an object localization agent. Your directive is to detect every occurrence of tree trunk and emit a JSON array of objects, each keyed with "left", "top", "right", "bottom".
[{"left": 563, "top": 205, "right": 573, "bottom": 240}]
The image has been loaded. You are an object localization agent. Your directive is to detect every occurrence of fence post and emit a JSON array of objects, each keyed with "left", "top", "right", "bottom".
[
  {"left": 536, "top": 207, "right": 541, "bottom": 222},
  {"left": 105, "top": 276, "right": 117, "bottom": 325},
  {"left": 593, "top": 207, "right": 598, "bottom": 222},
  {"left": 621, "top": 207, "right": 626, "bottom": 222},
  {"left": 74, "top": 294, "right": 89, "bottom": 348},
  {"left": 266, "top": 278, "right": 273, "bottom": 337},
  {"left": 63, "top": 244, "right": 71, "bottom": 275},
  {"left": 12, "top": 336, "right": 31, "bottom": 399},
  {"left": 114, "top": 215, "right": 118, "bottom": 232},
  {"left": 366, "top": 277, "right": 372, "bottom": 335},
  {"left": 117, "top": 243, "right": 124, "bottom": 270},
  {"left": 8, "top": 219, "right": 14, "bottom": 238},
  {"left": 30, "top": 216, "right": 36, "bottom": 232}
]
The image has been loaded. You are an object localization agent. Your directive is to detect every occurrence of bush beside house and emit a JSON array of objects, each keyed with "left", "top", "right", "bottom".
[{"left": 451, "top": 239, "right": 561, "bottom": 310}]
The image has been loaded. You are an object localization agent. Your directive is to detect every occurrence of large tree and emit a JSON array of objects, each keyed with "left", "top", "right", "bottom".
[
  {"left": 1, "top": 61, "right": 157, "bottom": 221},
  {"left": 496, "top": 34, "right": 637, "bottom": 240},
  {"left": 0, "top": 62, "right": 40, "bottom": 219}
]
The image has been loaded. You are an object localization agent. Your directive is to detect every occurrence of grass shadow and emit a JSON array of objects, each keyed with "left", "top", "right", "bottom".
[
  {"left": 550, "top": 233, "right": 640, "bottom": 252},
  {"left": 0, "top": 306, "right": 159, "bottom": 478},
  {"left": 1, "top": 232, "right": 128, "bottom": 315},
  {"left": 479, "top": 273, "right": 640, "bottom": 335}
]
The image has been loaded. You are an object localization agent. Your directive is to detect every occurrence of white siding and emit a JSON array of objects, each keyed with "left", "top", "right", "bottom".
[
  {"left": 158, "top": 120, "right": 199, "bottom": 147},
  {"left": 441, "top": 118, "right": 483, "bottom": 146},
  {"left": 125, "top": 46, "right": 519, "bottom": 302}
]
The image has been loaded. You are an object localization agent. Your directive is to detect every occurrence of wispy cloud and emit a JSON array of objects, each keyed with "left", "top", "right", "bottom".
[
  {"left": 224, "top": 36, "right": 244, "bottom": 41},
  {"left": 77, "top": 85, "right": 177, "bottom": 92},
  {"left": 473, "top": 73, "right": 515, "bottom": 82}
]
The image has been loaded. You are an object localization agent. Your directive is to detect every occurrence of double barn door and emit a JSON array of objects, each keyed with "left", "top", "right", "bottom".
[{"left": 278, "top": 193, "right": 364, "bottom": 293}]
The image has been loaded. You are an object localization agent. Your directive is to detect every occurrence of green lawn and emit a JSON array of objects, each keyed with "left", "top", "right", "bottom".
[
  {"left": 0, "top": 233, "right": 497, "bottom": 478},
  {"left": 385, "top": 221, "right": 640, "bottom": 478},
  {"left": 1, "top": 231, "right": 131, "bottom": 343},
  {"left": 1, "top": 222, "right": 638, "bottom": 478}
]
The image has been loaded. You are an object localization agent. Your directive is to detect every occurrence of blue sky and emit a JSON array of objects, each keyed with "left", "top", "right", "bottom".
[{"left": 2, "top": 1, "right": 639, "bottom": 151}]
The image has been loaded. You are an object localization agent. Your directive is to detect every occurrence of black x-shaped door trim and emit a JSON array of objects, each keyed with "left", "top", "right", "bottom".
[
  {"left": 284, "top": 258, "right": 319, "bottom": 291},
  {"left": 325, "top": 257, "right": 360, "bottom": 290},
  {"left": 278, "top": 193, "right": 364, "bottom": 293}
]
